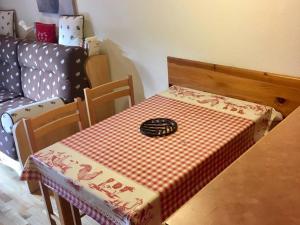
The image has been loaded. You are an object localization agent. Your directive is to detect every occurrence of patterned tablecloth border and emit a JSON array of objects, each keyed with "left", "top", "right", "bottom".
[{"left": 21, "top": 143, "right": 161, "bottom": 225}]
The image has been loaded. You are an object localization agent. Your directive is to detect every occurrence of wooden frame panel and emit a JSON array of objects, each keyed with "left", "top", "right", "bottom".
[
  {"left": 168, "top": 57, "right": 300, "bottom": 117},
  {"left": 84, "top": 75, "right": 135, "bottom": 126},
  {"left": 25, "top": 98, "right": 87, "bottom": 153}
]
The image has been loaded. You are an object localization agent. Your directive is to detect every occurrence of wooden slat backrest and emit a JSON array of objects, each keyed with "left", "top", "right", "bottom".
[
  {"left": 25, "top": 98, "right": 87, "bottom": 153},
  {"left": 24, "top": 98, "right": 87, "bottom": 225},
  {"left": 84, "top": 75, "right": 135, "bottom": 126}
]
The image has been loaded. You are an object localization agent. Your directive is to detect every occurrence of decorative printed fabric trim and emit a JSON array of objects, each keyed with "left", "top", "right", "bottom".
[
  {"left": 159, "top": 85, "right": 281, "bottom": 141},
  {"left": 21, "top": 143, "right": 161, "bottom": 225}
]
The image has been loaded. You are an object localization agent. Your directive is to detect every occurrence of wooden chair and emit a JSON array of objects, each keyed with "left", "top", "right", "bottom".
[
  {"left": 84, "top": 75, "right": 135, "bottom": 126},
  {"left": 24, "top": 98, "right": 87, "bottom": 225}
]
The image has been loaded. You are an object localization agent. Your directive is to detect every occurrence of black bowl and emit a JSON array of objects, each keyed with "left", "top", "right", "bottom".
[{"left": 140, "top": 118, "right": 177, "bottom": 137}]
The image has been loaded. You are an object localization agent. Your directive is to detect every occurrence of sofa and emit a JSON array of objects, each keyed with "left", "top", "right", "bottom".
[{"left": 0, "top": 35, "right": 89, "bottom": 162}]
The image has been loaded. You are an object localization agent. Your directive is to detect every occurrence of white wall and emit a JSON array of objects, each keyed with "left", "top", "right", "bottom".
[{"left": 1, "top": 0, "right": 300, "bottom": 103}]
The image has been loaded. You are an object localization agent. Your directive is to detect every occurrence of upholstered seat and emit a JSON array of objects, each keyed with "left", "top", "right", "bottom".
[
  {"left": 0, "top": 88, "right": 20, "bottom": 103},
  {"left": 0, "top": 97, "right": 34, "bottom": 159}
]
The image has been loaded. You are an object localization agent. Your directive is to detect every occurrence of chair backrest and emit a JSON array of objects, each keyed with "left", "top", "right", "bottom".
[
  {"left": 84, "top": 75, "right": 135, "bottom": 126},
  {"left": 25, "top": 98, "right": 88, "bottom": 153}
]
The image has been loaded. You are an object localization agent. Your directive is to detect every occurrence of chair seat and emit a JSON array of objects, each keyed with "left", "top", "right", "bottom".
[
  {"left": 0, "top": 88, "right": 20, "bottom": 103},
  {"left": 0, "top": 96, "right": 35, "bottom": 160}
]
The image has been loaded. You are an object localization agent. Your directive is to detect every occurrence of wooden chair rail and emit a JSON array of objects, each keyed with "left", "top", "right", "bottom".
[
  {"left": 25, "top": 99, "right": 85, "bottom": 153},
  {"left": 84, "top": 75, "right": 135, "bottom": 126},
  {"left": 30, "top": 102, "right": 79, "bottom": 129},
  {"left": 34, "top": 113, "right": 81, "bottom": 139},
  {"left": 92, "top": 88, "right": 131, "bottom": 106},
  {"left": 87, "top": 78, "right": 130, "bottom": 98}
]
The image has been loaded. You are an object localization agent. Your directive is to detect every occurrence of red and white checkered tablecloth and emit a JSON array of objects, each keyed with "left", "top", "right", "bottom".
[{"left": 22, "top": 94, "right": 256, "bottom": 225}]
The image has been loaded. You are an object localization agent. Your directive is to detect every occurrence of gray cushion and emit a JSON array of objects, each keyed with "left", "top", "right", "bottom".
[
  {"left": 0, "top": 35, "right": 22, "bottom": 94},
  {"left": 0, "top": 97, "right": 34, "bottom": 160},
  {"left": 0, "top": 88, "right": 20, "bottom": 103},
  {"left": 59, "top": 15, "right": 84, "bottom": 47},
  {"left": 18, "top": 40, "right": 89, "bottom": 102},
  {"left": 0, "top": 36, "right": 89, "bottom": 161}
]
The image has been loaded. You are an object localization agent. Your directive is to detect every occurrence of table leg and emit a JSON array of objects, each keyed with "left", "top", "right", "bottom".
[{"left": 54, "top": 192, "right": 75, "bottom": 225}]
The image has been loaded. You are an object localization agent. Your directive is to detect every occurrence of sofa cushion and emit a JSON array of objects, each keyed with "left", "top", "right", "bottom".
[
  {"left": 18, "top": 40, "right": 89, "bottom": 102},
  {"left": 59, "top": 15, "right": 84, "bottom": 47},
  {"left": 0, "top": 36, "right": 22, "bottom": 94},
  {"left": 1, "top": 97, "right": 64, "bottom": 134},
  {"left": 0, "top": 10, "right": 15, "bottom": 37},
  {"left": 0, "top": 88, "right": 20, "bottom": 103},
  {"left": 0, "top": 97, "right": 34, "bottom": 160},
  {"left": 35, "top": 22, "right": 57, "bottom": 43}
]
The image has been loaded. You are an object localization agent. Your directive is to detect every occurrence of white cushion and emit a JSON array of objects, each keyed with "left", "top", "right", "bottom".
[
  {"left": 59, "top": 15, "right": 84, "bottom": 47},
  {"left": 0, "top": 10, "right": 15, "bottom": 37}
]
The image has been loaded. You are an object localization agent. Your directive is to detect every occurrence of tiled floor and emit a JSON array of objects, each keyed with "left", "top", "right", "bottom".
[{"left": 0, "top": 163, "right": 98, "bottom": 225}]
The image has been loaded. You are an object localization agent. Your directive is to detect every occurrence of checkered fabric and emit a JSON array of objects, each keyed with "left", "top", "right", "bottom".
[{"left": 60, "top": 95, "right": 255, "bottom": 221}]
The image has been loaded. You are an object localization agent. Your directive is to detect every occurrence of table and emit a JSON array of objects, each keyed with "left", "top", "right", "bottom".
[
  {"left": 21, "top": 86, "right": 274, "bottom": 225},
  {"left": 167, "top": 106, "right": 300, "bottom": 225}
]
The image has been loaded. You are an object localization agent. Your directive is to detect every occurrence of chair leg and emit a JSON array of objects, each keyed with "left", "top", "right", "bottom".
[
  {"left": 27, "top": 180, "right": 40, "bottom": 194},
  {"left": 70, "top": 205, "right": 82, "bottom": 225},
  {"left": 53, "top": 192, "right": 75, "bottom": 225},
  {"left": 39, "top": 182, "right": 56, "bottom": 225}
]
